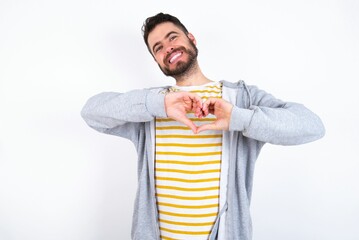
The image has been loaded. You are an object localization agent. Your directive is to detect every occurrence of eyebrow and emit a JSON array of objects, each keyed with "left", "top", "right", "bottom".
[{"left": 152, "top": 31, "right": 179, "bottom": 53}]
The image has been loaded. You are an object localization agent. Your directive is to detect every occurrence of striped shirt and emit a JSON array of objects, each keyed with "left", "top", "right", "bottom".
[{"left": 155, "top": 81, "right": 223, "bottom": 240}]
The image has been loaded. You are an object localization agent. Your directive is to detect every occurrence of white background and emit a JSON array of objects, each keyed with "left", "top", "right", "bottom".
[{"left": 1, "top": 0, "right": 358, "bottom": 239}]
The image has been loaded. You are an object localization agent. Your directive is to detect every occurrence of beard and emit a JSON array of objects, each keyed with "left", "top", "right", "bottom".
[{"left": 159, "top": 41, "right": 198, "bottom": 78}]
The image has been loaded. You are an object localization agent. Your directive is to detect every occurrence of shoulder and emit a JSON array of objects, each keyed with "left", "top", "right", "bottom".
[
  {"left": 220, "top": 80, "right": 246, "bottom": 89},
  {"left": 146, "top": 85, "right": 172, "bottom": 94},
  {"left": 220, "top": 80, "right": 263, "bottom": 94}
]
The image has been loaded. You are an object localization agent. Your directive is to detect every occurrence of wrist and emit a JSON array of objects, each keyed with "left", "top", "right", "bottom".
[{"left": 146, "top": 91, "right": 167, "bottom": 118}]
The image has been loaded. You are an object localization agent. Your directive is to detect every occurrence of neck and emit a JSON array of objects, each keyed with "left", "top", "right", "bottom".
[{"left": 174, "top": 63, "right": 212, "bottom": 86}]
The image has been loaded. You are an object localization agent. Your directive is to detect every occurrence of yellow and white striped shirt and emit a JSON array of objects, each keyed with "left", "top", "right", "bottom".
[{"left": 155, "top": 81, "right": 223, "bottom": 240}]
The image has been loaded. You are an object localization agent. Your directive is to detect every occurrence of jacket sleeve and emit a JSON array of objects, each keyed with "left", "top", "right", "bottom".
[
  {"left": 229, "top": 85, "right": 325, "bottom": 145},
  {"left": 80, "top": 89, "right": 167, "bottom": 143}
]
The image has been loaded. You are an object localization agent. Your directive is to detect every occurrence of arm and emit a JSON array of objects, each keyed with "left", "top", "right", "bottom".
[
  {"left": 197, "top": 85, "right": 325, "bottom": 145},
  {"left": 230, "top": 85, "right": 325, "bottom": 145},
  {"left": 81, "top": 88, "right": 203, "bottom": 141},
  {"left": 81, "top": 89, "right": 167, "bottom": 142}
]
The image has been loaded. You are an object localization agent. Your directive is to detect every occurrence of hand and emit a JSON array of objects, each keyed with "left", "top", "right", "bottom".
[
  {"left": 197, "top": 98, "right": 233, "bottom": 133},
  {"left": 164, "top": 92, "right": 203, "bottom": 133}
]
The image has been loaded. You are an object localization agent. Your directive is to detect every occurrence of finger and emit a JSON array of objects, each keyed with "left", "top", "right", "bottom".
[
  {"left": 182, "top": 93, "right": 202, "bottom": 113},
  {"left": 180, "top": 117, "right": 198, "bottom": 134},
  {"left": 187, "top": 93, "right": 204, "bottom": 118},
  {"left": 192, "top": 100, "right": 203, "bottom": 115},
  {"left": 194, "top": 108, "right": 204, "bottom": 118},
  {"left": 202, "top": 98, "right": 216, "bottom": 116},
  {"left": 201, "top": 102, "right": 209, "bottom": 116},
  {"left": 192, "top": 98, "right": 203, "bottom": 113},
  {"left": 189, "top": 92, "right": 203, "bottom": 102},
  {"left": 182, "top": 91, "right": 200, "bottom": 100}
]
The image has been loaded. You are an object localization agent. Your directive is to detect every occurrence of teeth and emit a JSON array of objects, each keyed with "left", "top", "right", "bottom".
[{"left": 169, "top": 52, "right": 182, "bottom": 63}]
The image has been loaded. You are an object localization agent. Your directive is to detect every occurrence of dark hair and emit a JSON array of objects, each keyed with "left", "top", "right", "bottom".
[{"left": 142, "top": 13, "right": 189, "bottom": 50}]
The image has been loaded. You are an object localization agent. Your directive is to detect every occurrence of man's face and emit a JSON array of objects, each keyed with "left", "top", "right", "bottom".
[{"left": 147, "top": 22, "right": 198, "bottom": 77}]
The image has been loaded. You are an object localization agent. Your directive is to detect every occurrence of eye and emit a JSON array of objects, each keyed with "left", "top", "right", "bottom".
[
  {"left": 169, "top": 35, "right": 177, "bottom": 41},
  {"left": 154, "top": 45, "right": 163, "bottom": 53}
]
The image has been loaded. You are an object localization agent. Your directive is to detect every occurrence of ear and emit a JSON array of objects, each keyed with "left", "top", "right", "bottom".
[{"left": 187, "top": 33, "right": 197, "bottom": 45}]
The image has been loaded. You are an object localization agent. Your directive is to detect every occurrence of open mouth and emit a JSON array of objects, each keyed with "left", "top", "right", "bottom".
[
  {"left": 165, "top": 47, "right": 186, "bottom": 65},
  {"left": 169, "top": 52, "right": 182, "bottom": 64}
]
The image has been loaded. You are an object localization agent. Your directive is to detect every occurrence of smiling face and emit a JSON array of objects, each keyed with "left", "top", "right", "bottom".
[{"left": 147, "top": 22, "right": 198, "bottom": 78}]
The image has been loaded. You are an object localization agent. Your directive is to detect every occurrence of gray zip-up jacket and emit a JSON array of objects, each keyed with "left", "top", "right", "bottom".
[{"left": 81, "top": 80, "right": 325, "bottom": 240}]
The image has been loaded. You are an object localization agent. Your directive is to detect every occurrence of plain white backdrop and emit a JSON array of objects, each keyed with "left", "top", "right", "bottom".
[{"left": 1, "top": 0, "right": 358, "bottom": 239}]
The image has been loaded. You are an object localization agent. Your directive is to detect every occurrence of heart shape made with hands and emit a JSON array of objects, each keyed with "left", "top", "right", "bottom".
[{"left": 164, "top": 91, "right": 233, "bottom": 134}]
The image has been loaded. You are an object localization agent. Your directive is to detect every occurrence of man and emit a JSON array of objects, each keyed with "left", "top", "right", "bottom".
[{"left": 81, "top": 12, "right": 325, "bottom": 240}]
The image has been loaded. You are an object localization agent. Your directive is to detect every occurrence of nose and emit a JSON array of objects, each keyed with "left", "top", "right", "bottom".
[{"left": 166, "top": 45, "right": 174, "bottom": 53}]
